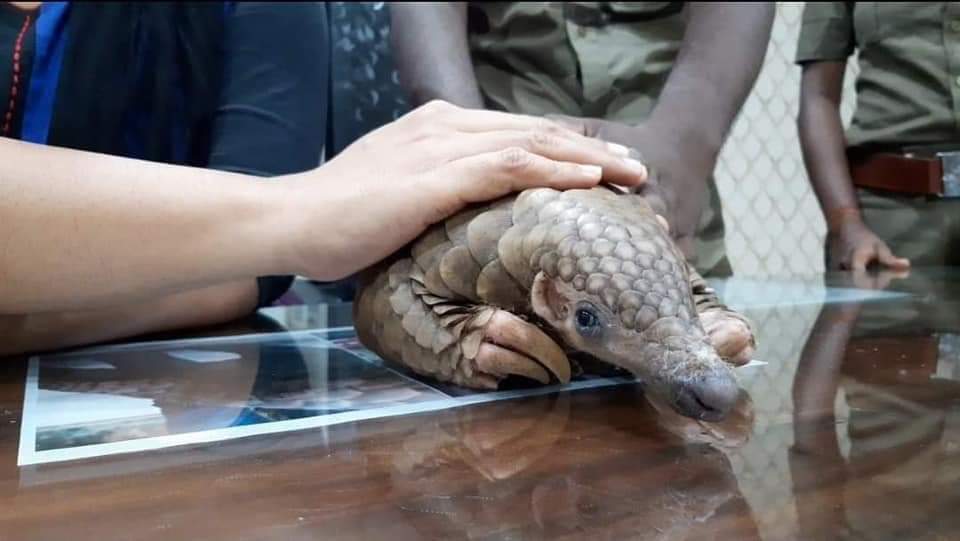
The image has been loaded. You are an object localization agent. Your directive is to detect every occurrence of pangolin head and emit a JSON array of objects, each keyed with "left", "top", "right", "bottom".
[{"left": 521, "top": 187, "right": 739, "bottom": 422}]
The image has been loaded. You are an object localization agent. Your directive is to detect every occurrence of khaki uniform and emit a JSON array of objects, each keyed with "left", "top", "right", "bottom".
[
  {"left": 796, "top": 2, "right": 960, "bottom": 266},
  {"left": 466, "top": 2, "right": 730, "bottom": 276}
]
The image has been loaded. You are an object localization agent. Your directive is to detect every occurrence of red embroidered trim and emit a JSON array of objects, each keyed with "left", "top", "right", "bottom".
[{"left": 2, "top": 14, "right": 31, "bottom": 137}]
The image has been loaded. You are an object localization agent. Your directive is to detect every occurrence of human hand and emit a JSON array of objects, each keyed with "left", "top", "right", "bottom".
[
  {"left": 827, "top": 215, "right": 910, "bottom": 272},
  {"left": 547, "top": 115, "right": 715, "bottom": 260},
  {"left": 284, "top": 101, "right": 648, "bottom": 281}
]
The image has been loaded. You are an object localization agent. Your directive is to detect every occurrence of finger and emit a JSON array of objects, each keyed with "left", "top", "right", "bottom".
[
  {"left": 711, "top": 325, "right": 755, "bottom": 366},
  {"left": 433, "top": 104, "right": 590, "bottom": 136},
  {"left": 476, "top": 343, "right": 551, "bottom": 384},
  {"left": 484, "top": 310, "right": 571, "bottom": 383},
  {"left": 849, "top": 247, "right": 874, "bottom": 272},
  {"left": 543, "top": 113, "right": 592, "bottom": 136},
  {"left": 876, "top": 243, "right": 911, "bottom": 270},
  {"left": 443, "top": 130, "right": 646, "bottom": 185},
  {"left": 674, "top": 235, "right": 695, "bottom": 261},
  {"left": 439, "top": 148, "right": 606, "bottom": 206},
  {"left": 699, "top": 309, "right": 755, "bottom": 366},
  {"left": 417, "top": 103, "right": 643, "bottom": 166}
]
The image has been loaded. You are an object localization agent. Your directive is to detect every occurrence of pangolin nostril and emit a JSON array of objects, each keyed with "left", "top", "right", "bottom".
[
  {"left": 675, "top": 375, "right": 739, "bottom": 421},
  {"left": 694, "top": 394, "right": 717, "bottom": 413}
]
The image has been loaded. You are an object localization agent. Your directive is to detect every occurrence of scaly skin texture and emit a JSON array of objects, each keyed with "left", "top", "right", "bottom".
[{"left": 354, "top": 185, "right": 756, "bottom": 421}]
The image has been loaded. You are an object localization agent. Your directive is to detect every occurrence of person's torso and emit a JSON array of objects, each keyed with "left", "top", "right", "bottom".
[
  {"left": 848, "top": 2, "right": 960, "bottom": 150},
  {"left": 466, "top": 2, "right": 685, "bottom": 122},
  {"left": 0, "top": 2, "right": 226, "bottom": 166}
]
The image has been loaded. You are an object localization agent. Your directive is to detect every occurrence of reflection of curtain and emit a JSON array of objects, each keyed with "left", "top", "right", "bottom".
[{"left": 326, "top": 2, "right": 411, "bottom": 158}]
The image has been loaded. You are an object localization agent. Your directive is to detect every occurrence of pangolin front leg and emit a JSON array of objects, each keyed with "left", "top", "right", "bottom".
[
  {"left": 354, "top": 258, "right": 571, "bottom": 389},
  {"left": 687, "top": 265, "right": 756, "bottom": 366}
]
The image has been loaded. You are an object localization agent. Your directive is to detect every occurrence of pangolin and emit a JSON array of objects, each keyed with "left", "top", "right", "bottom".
[{"left": 353, "top": 184, "right": 756, "bottom": 421}]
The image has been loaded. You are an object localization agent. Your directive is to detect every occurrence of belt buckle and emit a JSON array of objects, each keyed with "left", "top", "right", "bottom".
[{"left": 937, "top": 151, "right": 960, "bottom": 198}]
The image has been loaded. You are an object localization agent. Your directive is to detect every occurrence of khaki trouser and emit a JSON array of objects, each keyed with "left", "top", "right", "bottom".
[
  {"left": 844, "top": 188, "right": 960, "bottom": 333},
  {"left": 858, "top": 188, "right": 960, "bottom": 267}
]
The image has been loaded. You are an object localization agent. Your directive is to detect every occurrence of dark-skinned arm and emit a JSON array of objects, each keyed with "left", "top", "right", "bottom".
[
  {"left": 797, "top": 61, "right": 909, "bottom": 271},
  {"left": 556, "top": 3, "right": 775, "bottom": 257},
  {"left": 390, "top": 2, "right": 484, "bottom": 108}
]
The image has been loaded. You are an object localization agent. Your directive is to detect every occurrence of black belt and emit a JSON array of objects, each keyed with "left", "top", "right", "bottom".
[{"left": 563, "top": 3, "right": 684, "bottom": 27}]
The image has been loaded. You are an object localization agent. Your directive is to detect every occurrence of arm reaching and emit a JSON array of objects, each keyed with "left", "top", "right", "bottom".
[
  {"left": 0, "top": 102, "right": 647, "bottom": 316},
  {"left": 797, "top": 61, "right": 909, "bottom": 271},
  {"left": 554, "top": 2, "right": 775, "bottom": 256}
]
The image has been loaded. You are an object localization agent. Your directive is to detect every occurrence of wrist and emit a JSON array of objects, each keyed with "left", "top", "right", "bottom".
[
  {"left": 629, "top": 122, "right": 719, "bottom": 181},
  {"left": 244, "top": 176, "right": 308, "bottom": 278},
  {"left": 825, "top": 206, "right": 863, "bottom": 233},
  {"left": 644, "top": 107, "right": 726, "bottom": 162}
]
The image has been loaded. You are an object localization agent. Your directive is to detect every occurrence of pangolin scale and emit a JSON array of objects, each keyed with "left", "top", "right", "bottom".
[{"left": 354, "top": 185, "right": 755, "bottom": 421}]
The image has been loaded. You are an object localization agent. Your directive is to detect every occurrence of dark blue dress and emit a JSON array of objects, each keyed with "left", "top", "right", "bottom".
[{"left": 0, "top": 2, "right": 330, "bottom": 306}]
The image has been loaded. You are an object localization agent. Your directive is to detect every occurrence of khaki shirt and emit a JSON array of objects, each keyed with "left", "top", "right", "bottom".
[
  {"left": 467, "top": 2, "right": 685, "bottom": 123},
  {"left": 796, "top": 2, "right": 960, "bottom": 149}
]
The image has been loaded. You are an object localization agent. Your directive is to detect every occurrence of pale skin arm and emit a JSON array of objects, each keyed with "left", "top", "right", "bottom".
[
  {"left": 0, "top": 137, "right": 271, "bottom": 354},
  {"left": 0, "top": 280, "right": 256, "bottom": 356},
  {"left": 0, "top": 137, "right": 291, "bottom": 314},
  {"left": 0, "top": 0, "right": 315, "bottom": 354},
  {"left": 0, "top": 101, "right": 647, "bottom": 354}
]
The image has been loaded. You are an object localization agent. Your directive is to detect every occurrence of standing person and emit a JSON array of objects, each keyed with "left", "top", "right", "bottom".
[
  {"left": 797, "top": 2, "right": 960, "bottom": 270},
  {"left": 390, "top": 2, "right": 776, "bottom": 277}
]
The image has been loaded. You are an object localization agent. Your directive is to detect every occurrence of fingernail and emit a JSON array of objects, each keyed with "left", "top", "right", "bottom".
[
  {"left": 625, "top": 158, "right": 647, "bottom": 177},
  {"left": 579, "top": 164, "right": 602, "bottom": 179},
  {"left": 606, "top": 142, "right": 630, "bottom": 157}
]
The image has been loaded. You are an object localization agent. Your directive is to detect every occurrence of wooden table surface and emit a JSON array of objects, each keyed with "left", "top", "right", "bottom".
[{"left": 1, "top": 271, "right": 959, "bottom": 541}]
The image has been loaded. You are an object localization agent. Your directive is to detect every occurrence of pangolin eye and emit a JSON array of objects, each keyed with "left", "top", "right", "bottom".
[{"left": 575, "top": 307, "right": 602, "bottom": 337}]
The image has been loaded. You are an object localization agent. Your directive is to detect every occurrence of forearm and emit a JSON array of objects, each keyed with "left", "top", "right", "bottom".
[
  {"left": 645, "top": 2, "right": 774, "bottom": 158},
  {"left": 798, "top": 63, "right": 861, "bottom": 228},
  {"left": 0, "top": 279, "right": 258, "bottom": 356},
  {"left": 390, "top": 2, "right": 484, "bottom": 108},
  {"left": 0, "top": 138, "right": 293, "bottom": 313}
]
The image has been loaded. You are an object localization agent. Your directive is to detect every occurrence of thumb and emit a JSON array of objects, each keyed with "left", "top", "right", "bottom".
[{"left": 876, "top": 243, "right": 911, "bottom": 270}]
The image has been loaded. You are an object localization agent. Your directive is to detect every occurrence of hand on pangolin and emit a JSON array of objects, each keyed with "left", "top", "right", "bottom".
[{"left": 284, "top": 100, "right": 649, "bottom": 281}]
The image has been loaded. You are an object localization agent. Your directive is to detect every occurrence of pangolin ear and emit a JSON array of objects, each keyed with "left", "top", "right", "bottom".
[{"left": 531, "top": 272, "right": 570, "bottom": 324}]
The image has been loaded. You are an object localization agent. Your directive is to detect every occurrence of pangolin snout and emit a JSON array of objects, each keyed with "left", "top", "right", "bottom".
[{"left": 672, "top": 371, "right": 739, "bottom": 422}]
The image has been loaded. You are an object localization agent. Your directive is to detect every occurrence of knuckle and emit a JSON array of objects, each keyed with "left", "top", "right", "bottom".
[
  {"left": 410, "top": 124, "right": 441, "bottom": 143},
  {"left": 498, "top": 147, "right": 533, "bottom": 172},
  {"left": 537, "top": 118, "right": 565, "bottom": 135},
  {"left": 420, "top": 99, "right": 455, "bottom": 118},
  {"left": 527, "top": 128, "right": 557, "bottom": 150}
]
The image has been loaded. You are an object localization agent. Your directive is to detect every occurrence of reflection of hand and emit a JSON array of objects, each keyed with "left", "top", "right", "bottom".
[
  {"left": 286, "top": 102, "right": 648, "bottom": 281},
  {"left": 844, "top": 266, "right": 910, "bottom": 292},
  {"left": 547, "top": 115, "right": 715, "bottom": 260},
  {"left": 828, "top": 217, "right": 910, "bottom": 271}
]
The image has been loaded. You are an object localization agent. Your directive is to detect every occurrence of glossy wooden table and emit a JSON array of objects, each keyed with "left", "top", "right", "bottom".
[{"left": 2, "top": 270, "right": 959, "bottom": 540}]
